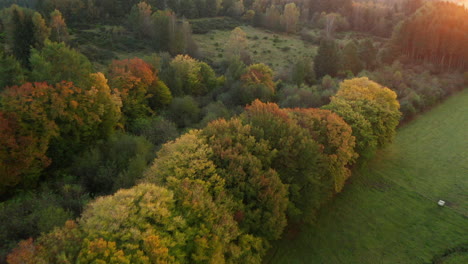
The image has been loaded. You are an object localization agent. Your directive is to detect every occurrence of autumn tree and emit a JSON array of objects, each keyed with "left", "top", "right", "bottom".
[
  {"left": 241, "top": 100, "right": 322, "bottom": 221},
  {"left": 236, "top": 63, "right": 276, "bottom": 105},
  {"left": 325, "top": 77, "right": 401, "bottom": 160},
  {"left": 202, "top": 118, "right": 288, "bottom": 241},
  {"left": 0, "top": 83, "right": 58, "bottom": 191},
  {"left": 49, "top": 9, "right": 69, "bottom": 43},
  {"left": 287, "top": 108, "right": 357, "bottom": 194},
  {"left": 108, "top": 57, "right": 169, "bottom": 124}
]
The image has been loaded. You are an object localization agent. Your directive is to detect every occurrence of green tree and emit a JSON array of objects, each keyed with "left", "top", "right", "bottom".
[
  {"left": 29, "top": 41, "right": 93, "bottom": 87},
  {"left": 31, "top": 12, "right": 50, "bottom": 49},
  {"left": 358, "top": 38, "right": 377, "bottom": 70},
  {"left": 340, "top": 41, "right": 363, "bottom": 76},
  {"left": 202, "top": 118, "right": 288, "bottom": 241},
  {"left": 241, "top": 100, "right": 322, "bottom": 222},
  {"left": 314, "top": 38, "right": 339, "bottom": 78},
  {"left": 11, "top": 7, "right": 34, "bottom": 66},
  {"left": 287, "top": 108, "right": 357, "bottom": 194},
  {"left": 0, "top": 51, "right": 25, "bottom": 90}
]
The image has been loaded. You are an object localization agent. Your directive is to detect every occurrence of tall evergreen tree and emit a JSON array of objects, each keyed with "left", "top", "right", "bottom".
[
  {"left": 340, "top": 41, "right": 363, "bottom": 75},
  {"left": 11, "top": 8, "right": 34, "bottom": 67},
  {"left": 314, "top": 38, "right": 339, "bottom": 79}
]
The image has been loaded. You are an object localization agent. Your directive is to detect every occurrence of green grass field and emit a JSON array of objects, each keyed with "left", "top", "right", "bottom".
[
  {"left": 267, "top": 90, "right": 468, "bottom": 264},
  {"left": 193, "top": 26, "right": 317, "bottom": 74}
]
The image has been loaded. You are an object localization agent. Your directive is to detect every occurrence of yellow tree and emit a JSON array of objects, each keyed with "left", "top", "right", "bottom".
[{"left": 282, "top": 3, "right": 300, "bottom": 33}]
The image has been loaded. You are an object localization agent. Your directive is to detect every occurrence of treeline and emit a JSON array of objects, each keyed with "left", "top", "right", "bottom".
[
  {"left": 390, "top": 1, "right": 468, "bottom": 70},
  {"left": 6, "top": 77, "right": 401, "bottom": 264}
]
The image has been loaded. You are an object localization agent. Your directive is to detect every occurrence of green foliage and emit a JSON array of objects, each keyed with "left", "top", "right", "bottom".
[
  {"left": 358, "top": 38, "right": 378, "bottom": 70},
  {"left": 0, "top": 191, "right": 73, "bottom": 261},
  {"left": 31, "top": 12, "right": 50, "bottom": 49},
  {"left": 10, "top": 6, "right": 34, "bottom": 67},
  {"left": 291, "top": 57, "right": 316, "bottom": 86},
  {"left": 269, "top": 89, "right": 468, "bottom": 264},
  {"left": 202, "top": 118, "right": 288, "bottom": 241},
  {"left": 314, "top": 38, "right": 339, "bottom": 78},
  {"left": 236, "top": 63, "right": 276, "bottom": 105},
  {"left": 0, "top": 51, "right": 25, "bottom": 90},
  {"left": 164, "top": 54, "right": 217, "bottom": 96},
  {"left": 167, "top": 96, "right": 201, "bottom": 128},
  {"left": 190, "top": 17, "right": 242, "bottom": 34},
  {"left": 129, "top": 116, "right": 179, "bottom": 147},
  {"left": 340, "top": 41, "right": 363, "bottom": 76},
  {"left": 71, "top": 133, "right": 153, "bottom": 196},
  {"left": 241, "top": 100, "right": 322, "bottom": 221},
  {"left": 29, "top": 41, "right": 93, "bottom": 87},
  {"left": 287, "top": 108, "right": 357, "bottom": 194},
  {"left": 325, "top": 77, "right": 402, "bottom": 160}
]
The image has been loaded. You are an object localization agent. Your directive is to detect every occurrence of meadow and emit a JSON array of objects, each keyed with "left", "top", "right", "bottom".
[
  {"left": 266, "top": 89, "right": 468, "bottom": 264},
  {"left": 193, "top": 25, "right": 317, "bottom": 74}
]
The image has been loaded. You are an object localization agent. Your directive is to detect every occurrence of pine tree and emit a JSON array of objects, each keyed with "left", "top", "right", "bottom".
[{"left": 314, "top": 38, "right": 339, "bottom": 79}]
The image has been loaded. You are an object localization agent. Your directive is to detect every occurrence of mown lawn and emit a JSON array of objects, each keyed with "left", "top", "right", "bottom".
[
  {"left": 267, "top": 89, "right": 468, "bottom": 264},
  {"left": 193, "top": 26, "right": 317, "bottom": 74}
]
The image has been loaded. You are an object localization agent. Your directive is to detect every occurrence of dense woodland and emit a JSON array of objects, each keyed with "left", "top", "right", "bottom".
[{"left": 0, "top": 0, "right": 466, "bottom": 263}]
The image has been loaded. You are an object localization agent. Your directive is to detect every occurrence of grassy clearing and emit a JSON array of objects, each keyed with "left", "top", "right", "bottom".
[
  {"left": 193, "top": 26, "right": 317, "bottom": 74},
  {"left": 267, "top": 90, "right": 468, "bottom": 264}
]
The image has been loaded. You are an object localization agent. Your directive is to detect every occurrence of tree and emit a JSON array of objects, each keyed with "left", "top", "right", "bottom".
[
  {"left": 241, "top": 100, "right": 322, "bottom": 221},
  {"left": 29, "top": 41, "right": 93, "bottom": 87},
  {"left": 282, "top": 3, "right": 300, "bottom": 33},
  {"left": 31, "top": 12, "right": 50, "bottom": 49},
  {"left": 324, "top": 77, "right": 401, "bottom": 161},
  {"left": 333, "top": 77, "right": 401, "bottom": 147},
  {"left": 358, "top": 38, "right": 377, "bottom": 70},
  {"left": 314, "top": 38, "right": 339, "bottom": 79},
  {"left": 225, "top": 27, "right": 251, "bottom": 63},
  {"left": 237, "top": 63, "right": 276, "bottom": 105},
  {"left": 287, "top": 108, "right": 357, "bottom": 194},
  {"left": 0, "top": 83, "right": 58, "bottom": 191},
  {"left": 0, "top": 52, "right": 25, "bottom": 90},
  {"left": 108, "top": 58, "right": 159, "bottom": 123},
  {"left": 144, "top": 130, "right": 267, "bottom": 262},
  {"left": 49, "top": 9, "right": 69, "bottom": 43},
  {"left": 166, "top": 55, "right": 217, "bottom": 96},
  {"left": 11, "top": 7, "right": 34, "bottom": 66},
  {"left": 340, "top": 40, "right": 363, "bottom": 76},
  {"left": 167, "top": 96, "right": 201, "bottom": 128},
  {"left": 202, "top": 118, "right": 288, "bottom": 241},
  {"left": 72, "top": 133, "right": 153, "bottom": 196},
  {"left": 128, "top": 1, "right": 153, "bottom": 38},
  {"left": 291, "top": 57, "right": 315, "bottom": 86}
]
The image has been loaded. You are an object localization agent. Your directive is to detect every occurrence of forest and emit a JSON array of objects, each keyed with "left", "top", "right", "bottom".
[{"left": 0, "top": 0, "right": 466, "bottom": 263}]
